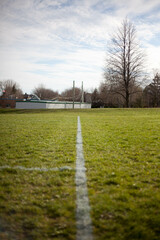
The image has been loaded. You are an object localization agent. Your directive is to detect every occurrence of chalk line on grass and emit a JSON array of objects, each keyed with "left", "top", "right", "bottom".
[
  {"left": 75, "top": 116, "right": 93, "bottom": 240},
  {"left": 0, "top": 165, "right": 73, "bottom": 172}
]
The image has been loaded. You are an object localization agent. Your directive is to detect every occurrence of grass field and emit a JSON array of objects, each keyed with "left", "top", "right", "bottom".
[
  {"left": 0, "top": 109, "right": 77, "bottom": 240},
  {"left": 0, "top": 108, "right": 160, "bottom": 240}
]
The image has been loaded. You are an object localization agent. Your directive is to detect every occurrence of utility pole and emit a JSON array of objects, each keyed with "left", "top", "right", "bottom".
[
  {"left": 81, "top": 81, "right": 84, "bottom": 103},
  {"left": 73, "top": 80, "right": 75, "bottom": 109}
]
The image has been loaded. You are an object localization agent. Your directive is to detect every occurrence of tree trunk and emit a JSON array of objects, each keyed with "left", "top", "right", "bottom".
[{"left": 126, "top": 91, "right": 129, "bottom": 108}]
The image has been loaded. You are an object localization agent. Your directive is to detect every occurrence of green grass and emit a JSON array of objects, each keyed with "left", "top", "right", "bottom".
[
  {"left": 0, "top": 108, "right": 160, "bottom": 240},
  {"left": 80, "top": 109, "right": 160, "bottom": 240},
  {"left": 0, "top": 110, "right": 77, "bottom": 240}
]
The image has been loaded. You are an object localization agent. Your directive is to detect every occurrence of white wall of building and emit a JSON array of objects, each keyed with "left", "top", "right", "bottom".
[
  {"left": 16, "top": 102, "right": 46, "bottom": 109},
  {"left": 16, "top": 101, "right": 91, "bottom": 109}
]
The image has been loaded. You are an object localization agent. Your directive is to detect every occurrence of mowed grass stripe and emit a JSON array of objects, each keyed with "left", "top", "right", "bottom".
[
  {"left": 75, "top": 116, "right": 93, "bottom": 240},
  {"left": 80, "top": 109, "right": 160, "bottom": 240},
  {"left": 0, "top": 165, "right": 73, "bottom": 171},
  {"left": 0, "top": 110, "right": 77, "bottom": 240}
]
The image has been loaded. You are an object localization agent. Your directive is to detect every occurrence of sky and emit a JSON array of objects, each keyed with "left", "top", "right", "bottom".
[{"left": 0, "top": 0, "right": 160, "bottom": 94}]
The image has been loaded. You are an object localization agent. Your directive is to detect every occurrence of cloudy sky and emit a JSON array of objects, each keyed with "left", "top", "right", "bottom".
[{"left": 0, "top": 0, "right": 160, "bottom": 93}]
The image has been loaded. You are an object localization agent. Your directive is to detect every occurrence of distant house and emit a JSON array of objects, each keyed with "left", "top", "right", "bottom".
[
  {"left": 0, "top": 98, "right": 16, "bottom": 108},
  {"left": 0, "top": 93, "right": 40, "bottom": 108}
]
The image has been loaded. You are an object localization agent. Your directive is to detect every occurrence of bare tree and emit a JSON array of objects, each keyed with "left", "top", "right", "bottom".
[
  {"left": 33, "top": 84, "right": 59, "bottom": 100},
  {"left": 61, "top": 87, "right": 82, "bottom": 101},
  {"left": 104, "top": 19, "right": 146, "bottom": 107},
  {"left": 0, "top": 80, "right": 23, "bottom": 99}
]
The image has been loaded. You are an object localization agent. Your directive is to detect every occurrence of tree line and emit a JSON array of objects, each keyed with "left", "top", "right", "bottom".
[
  {"left": 1, "top": 73, "right": 159, "bottom": 108},
  {"left": 0, "top": 80, "right": 91, "bottom": 103},
  {"left": 92, "top": 71, "right": 160, "bottom": 108},
  {"left": 0, "top": 19, "right": 160, "bottom": 107}
]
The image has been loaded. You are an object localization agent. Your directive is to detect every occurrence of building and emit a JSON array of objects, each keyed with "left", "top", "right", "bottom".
[
  {"left": 16, "top": 100, "right": 91, "bottom": 109},
  {"left": 0, "top": 99, "right": 16, "bottom": 108}
]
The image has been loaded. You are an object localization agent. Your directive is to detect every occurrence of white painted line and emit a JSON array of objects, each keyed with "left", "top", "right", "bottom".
[
  {"left": 75, "top": 116, "right": 93, "bottom": 240},
  {"left": 0, "top": 165, "right": 73, "bottom": 172}
]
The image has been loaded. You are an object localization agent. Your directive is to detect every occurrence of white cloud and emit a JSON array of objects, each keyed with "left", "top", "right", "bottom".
[
  {"left": 145, "top": 44, "right": 160, "bottom": 71},
  {"left": 0, "top": 0, "right": 160, "bottom": 93}
]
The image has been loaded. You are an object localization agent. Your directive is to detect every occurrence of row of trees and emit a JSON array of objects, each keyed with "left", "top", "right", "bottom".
[
  {"left": 0, "top": 19, "right": 160, "bottom": 107},
  {"left": 0, "top": 80, "right": 91, "bottom": 103},
  {"left": 1, "top": 75, "right": 159, "bottom": 108},
  {"left": 32, "top": 84, "right": 88, "bottom": 102},
  {"left": 92, "top": 71, "right": 160, "bottom": 108}
]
